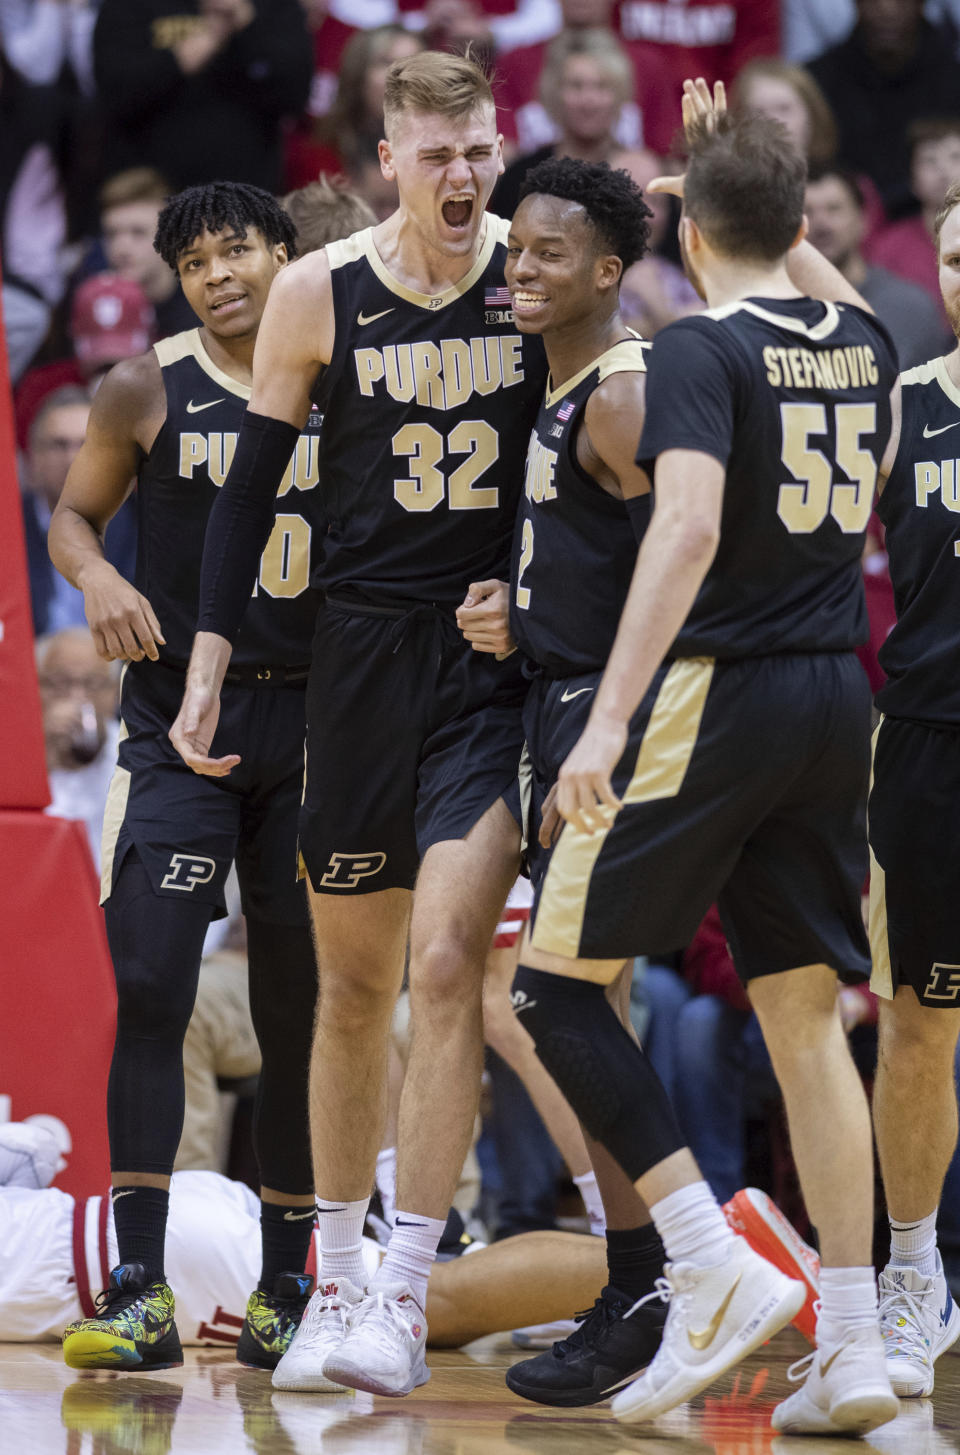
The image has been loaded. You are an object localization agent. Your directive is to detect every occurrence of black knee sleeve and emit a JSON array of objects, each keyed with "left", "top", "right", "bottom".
[
  {"left": 246, "top": 920, "right": 316, "bottom": 1194},
  {"left": 104, "top": 848, "right": 212, "bottom": 1175},
  {"left": 512, "top": 964, "right": 685, "bottom": 1182}
]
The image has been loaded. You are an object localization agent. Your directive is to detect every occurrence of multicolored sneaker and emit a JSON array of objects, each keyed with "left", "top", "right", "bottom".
[
  {"left": 62, "top": 1263, "right": 182, "bottom": 1371},
  {"left": 235, "top": 1272, "right": 314, "bottom": 1370},
  {"left": 724, "top": 1187, "right": 820, "bottom": 1344},
  {"left": 878, "top": 1255, "right": 960, "bottom": 1397}
]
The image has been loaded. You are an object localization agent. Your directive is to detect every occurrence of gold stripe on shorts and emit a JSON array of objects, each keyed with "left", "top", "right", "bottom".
[
  {"left": 99, "top": 760, "right": 130, "bottom": 904},
  {"left": 532, "top": 658, "right": 715, "bottom": 961},
  {"left": 867, "top": 718, "right": 893, "bottom": 1000}
]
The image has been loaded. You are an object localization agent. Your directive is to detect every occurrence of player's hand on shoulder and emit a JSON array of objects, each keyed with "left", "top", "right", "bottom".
[
  {"left": 557, "top": 710, "right": 626, "bottom": 835},
  {"left": 80, "top": 560, "right": 165, "bottom": 662},
  {"left": 456, "top": 579, "right": 516, "bottom": 656},
  {"left": 169, "top": 681, "right": 240, "bottom": 777}
]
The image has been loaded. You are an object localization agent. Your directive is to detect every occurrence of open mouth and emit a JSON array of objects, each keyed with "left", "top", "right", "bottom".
[
  {"left": 442, "top": 195, "right": 474, "bottom": 230},
  {"left": 210, "top": 293, "right": 245, "bottom": 314},
  {"left": 510, "top": 291, "right": 550, "bottom": 315}
]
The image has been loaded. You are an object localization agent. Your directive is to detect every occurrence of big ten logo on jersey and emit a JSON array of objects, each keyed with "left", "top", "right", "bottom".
[
  {"left": 925, "top": 963, "right": 960, "bottom": 1002},
  {"left": 524, "top": 435, "right": 558, "bottom": 504},
  {"left": 178, "top": 426, "right": 320, "bottom": 599}
]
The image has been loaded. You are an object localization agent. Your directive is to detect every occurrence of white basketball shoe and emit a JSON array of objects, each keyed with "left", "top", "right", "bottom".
[
  {"left": 772, "top": 1324, "right": 898, "bottom": 1436},
  {"left": 322, "top": 1282, "right": 429, "bottom": 1397},
  {"left": 611, "top": 1236, "right": 804, "bottom": 1424},
  {"left": 878, "top": 1256, "right": 960, "bottom": 1397},
  {"left": 271, "top": 1277, "right": 362, "bottom": 1392}
]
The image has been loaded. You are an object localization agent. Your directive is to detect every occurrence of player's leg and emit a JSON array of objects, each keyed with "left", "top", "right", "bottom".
[
  {"left": 63, "top": 846, "right": 213, "bottom": 1372},
  {"left": 869, "top": 715, "right": 960, "bottom": 1395},
  {"left": 426, "top": 1231, "right": 608, "bottom": 1347},
  {"left": 874, "top": 989, "right": 960, "bottom": 1394}
]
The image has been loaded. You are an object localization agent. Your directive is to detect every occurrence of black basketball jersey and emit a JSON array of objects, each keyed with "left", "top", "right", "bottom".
[
  {"left": 638, "top": 297, "right": 898, "bottom": 657},
  {"left": 876, "top": 355, "right": 960, "bottom": 724},
  {"left": 140, "top": 329, "right": 321, "bottom": 667},
  {"left": 510, "top": 337, "right": 651, "bottom": 674},
  {"left": 313, "top": 217, "right": 546, "bottom": 607}
]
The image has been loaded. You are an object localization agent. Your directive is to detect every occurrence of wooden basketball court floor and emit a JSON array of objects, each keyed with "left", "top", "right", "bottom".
[{"left": 4, "top": 1331, "right": 960, "bottom": 1455}]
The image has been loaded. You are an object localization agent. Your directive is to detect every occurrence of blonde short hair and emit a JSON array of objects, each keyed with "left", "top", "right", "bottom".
[
  {"left": 281, "top": 177, "right": 376, "bottom": 254},
  {"left": 383, "top": 49, "right": 494, "bottom": 137},
  {"left": 539, "top": 29, "right": 634, "bottom": 125}
]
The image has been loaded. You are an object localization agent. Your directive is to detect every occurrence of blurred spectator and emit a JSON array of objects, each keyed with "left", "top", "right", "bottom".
[
  {"left": 0, "top": 48, "right": 67, "bottom": 381},
  {"left": 20, "top": 385, "right": 136, "bottom": 635},
  {"left": 285, "top": 24, "right": 424, "bottom": 197},
  {"left": 807, "top": 0, "right": 960, "bottom": 217},
  {"left": 98, "top": 167, "right": 198, "bottom": 335},
  {"left": 866, "top": 119, "right": 960, "bottom": 330},
  {"left": 37, "top": 626, "right": 120, "bottom": 867},
  {"left": 399, "top": 0, "right": 560, "bottom": 53},
  {"left": 14, "top": 272, "right": 156, "bottom": 452},
  {"left": 494, "top": 28, "right": 635, "bottom": 217},
  {"left": 805, "top": 164, "right": 950, "bottom": 367},
  {"left": 296, "top": 0, "right": 358, "bottom": 140},
  {"left": 0, "top": 0, "right": 97, "bottom": 91},
  {"left": 281, "top": 175, "right": 376, "bottom": 253},
  {"left": 92, "top": 0, "right": 312, "bottom": 193},
  {"left": 612, "top": 146, "right": 702, "bottom": 336},
  {"left": 785, "top": 0, "right": 960, "bottom": 66}
]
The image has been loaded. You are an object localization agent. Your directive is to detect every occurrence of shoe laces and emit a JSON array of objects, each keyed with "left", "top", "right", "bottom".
[
  {"left": 93, "top": 1277, "right": 156, "bottom": 1318},
  {"left": 878, "top": 1272, "right": 936, "bottom": 1361},
  {"left": 352, "top": 1291, "right": 420, "bottom": 1355},
  {"left": 303, "top": 1288, "right": 352, "bottom": 1336},
  {"left": 786, "top": 1349, "right": 817, "bottom": 1384},
  {"left": 553, "top": 1289, "right": 628, "bottom": 1357},
  {"left": 625, "top": 1277, "right": 673, "bottom": 1324}
]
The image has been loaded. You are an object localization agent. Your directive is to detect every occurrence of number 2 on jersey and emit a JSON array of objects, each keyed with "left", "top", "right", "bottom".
[
  {"left": 777, "top": 402, "right": 877, "bottom": 534},
  {"left": 515, "top": 518, "right": 534, "bottom": 609}
]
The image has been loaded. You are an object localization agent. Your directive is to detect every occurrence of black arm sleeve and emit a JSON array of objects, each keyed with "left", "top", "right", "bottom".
[{"left": 197, "top": 410, "right": 300, "bottom": 644}]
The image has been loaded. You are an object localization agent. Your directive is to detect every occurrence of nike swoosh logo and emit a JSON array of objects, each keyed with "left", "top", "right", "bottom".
[
  {"left": 283, "top": 1208, "right": 317, "bottom": 1221},
  {"left": 819, "top": 1346, "right": 843, "bottom": 1377},
  {"left": 358, "top": 309, "right": 394, "bottom": 327},
  {"left": 186, "top": 398, "right": 225, "bottom": 413},
  {"left": 395, "top": 1218, "right": 429, "bottom": 1227},
  {"left": 923, "top": 421, "right": 960, "bottom": 438},
  {"left": 560, "top": 686, "right": 593, "bottom": 702},
  {"left": 111, "top": 1190, "right": 135, "bottom": 1202},
  {"left": 688, "top": 1273, "right": 741, "bottom": 1350}
]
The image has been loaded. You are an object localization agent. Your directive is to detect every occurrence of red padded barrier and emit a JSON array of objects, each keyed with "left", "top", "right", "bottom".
[
  {"left": 0, "top": 812, "right": 114, "bottom": 1195},
  {"left": 0, "top": 277, "right": 49, "bottom": 809}
]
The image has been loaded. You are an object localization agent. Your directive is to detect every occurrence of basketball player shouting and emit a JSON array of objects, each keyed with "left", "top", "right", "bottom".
[
  {"left": 170, "top": 51, "right": 546, "bottom": 1397},
  {"left": 48, "top": 183, "right": 346, "bottom": 1376}
]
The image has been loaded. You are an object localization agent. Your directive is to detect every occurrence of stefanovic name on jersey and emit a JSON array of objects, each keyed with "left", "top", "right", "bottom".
[
  {"left": 763, "top": 343, "right": 881, "bottom": 392},
  {"left": 353, "top": 335, "right": 526, "bottom": 408}
]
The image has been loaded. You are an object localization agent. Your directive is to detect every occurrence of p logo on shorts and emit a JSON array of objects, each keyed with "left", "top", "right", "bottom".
[
  {"left": 320, "top": 851, "right": 387, "bottom": 888},
  {"left": 161, "top": 853, "right": 217, "bottom": 892},
  {"left": 924, "top": 962, "right": 960, "bottom": 1002}
]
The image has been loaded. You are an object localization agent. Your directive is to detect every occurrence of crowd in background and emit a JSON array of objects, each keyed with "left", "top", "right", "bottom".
[{"left": 9, "top": 0, "right": 960, "bottom": 1264}]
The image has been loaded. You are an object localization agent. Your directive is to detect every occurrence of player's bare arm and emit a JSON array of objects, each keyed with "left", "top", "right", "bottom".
[
  {"left": 877, "top": 379, "right": 903, "bottom": 493},
  {"left": 170, "top": 253, "right": 333, "bottom": 776},
  {"left": 48, "top": 353, "right": 166, "bottom": 663},
  {"left": 556, "top": 450, "right": 724, "bottom": 833},
  {"left": 578, "top": 371, "right": 651, "bottom": 500}
]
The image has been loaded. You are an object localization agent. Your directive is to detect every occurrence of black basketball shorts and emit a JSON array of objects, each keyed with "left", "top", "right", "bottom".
[
  {"left": 298, "top": 598, "right": 528, "bottom": 895},
  {"left": 100, "top": 659, "right": 309, "bottom": 926},
  {"left": 525, "top": 652, "right": 872, "bottom": 983},
  {"left": 869, "top": 715, "right": 960, "bottom": 1006}
]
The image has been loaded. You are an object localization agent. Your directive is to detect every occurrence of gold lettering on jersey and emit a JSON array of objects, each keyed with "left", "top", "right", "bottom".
[
  {"left": 915, "top": 460, "right": 960, "bottom": 512},
  {"left": 152, "top": 16, "right": 205, "bottom": 49},
  {"left": 178, "top": 432, "right": 319, "bottom": 494},
  {"left": 354, "top": 336, "right": 525, "bottom": 407},
  {"left": 524, "top": 435, "right": 559, "bottom": 504},
  {"left": 763, "top": 344, "right": 879, "bottom": 391}
]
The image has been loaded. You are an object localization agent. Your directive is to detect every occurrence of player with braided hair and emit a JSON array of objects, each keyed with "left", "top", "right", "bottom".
[{"left": 153, "top": 181, "right": 298, "bottom": 273}]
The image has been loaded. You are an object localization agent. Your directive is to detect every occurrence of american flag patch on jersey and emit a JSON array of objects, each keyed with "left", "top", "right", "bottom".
[
  {"left": 485, "top": 285, "right": 512, "bottom": 307},
  {"left": 557, "top": 400, "right": 576, "bottom": 421}
]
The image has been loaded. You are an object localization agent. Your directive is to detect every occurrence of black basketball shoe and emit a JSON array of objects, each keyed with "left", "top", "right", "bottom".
[
  {"left": 505, "top": 1284, "right": 667, "bottom": 1407},
  {"left": 235, "top": 1272, "right": 313, "bottom": 1369}
]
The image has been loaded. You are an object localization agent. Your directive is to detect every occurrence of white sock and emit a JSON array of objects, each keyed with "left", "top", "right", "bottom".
[
  {"left": 650, "top": 1180, "right": 734, "bottom": 1269},
  {"left": 371, "top": 1209, "right": 446, "bottom": 1308},
  {"left": 818, "top": 1265, "right": 879, "bottom": 1343},
  {"left": 573, "top": 1171, "right": 606, "bottom": 1236},
  {"left": 315, "top": 1195, "right": 369, "bottom": 1285},
  {"left": 889, "top": 1211, "right": 939, "bottom": 1276},
  {"left": 376, "top": 1147, "right": 397, "bottom": 1228}
]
